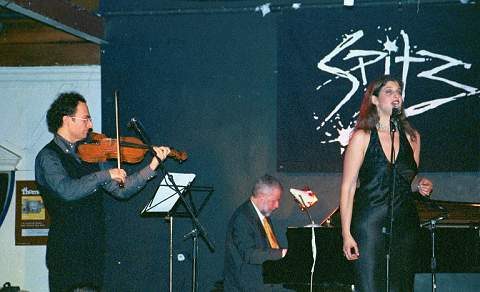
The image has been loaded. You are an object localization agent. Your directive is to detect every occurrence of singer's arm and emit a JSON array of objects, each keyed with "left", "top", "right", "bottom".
[{"left": 340, "top": 129, "right": 368, "bottom": 261}]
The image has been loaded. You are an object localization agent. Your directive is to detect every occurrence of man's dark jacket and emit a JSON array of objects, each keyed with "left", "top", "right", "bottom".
[{"left": 223, "top": 200, "right": 283, "bottom": 291}]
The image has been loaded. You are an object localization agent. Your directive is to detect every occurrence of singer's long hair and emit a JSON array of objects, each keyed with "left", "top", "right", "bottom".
[{"left": 355, "top": 75, "right": 417, "bottom": 141}]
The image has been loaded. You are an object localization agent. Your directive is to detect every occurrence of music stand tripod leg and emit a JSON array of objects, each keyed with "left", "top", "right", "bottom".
[
  {"left": 169, "top": 216, "right": 173, "bottom": 292},
  {"left": 193, "top": 229, "right": 199, "bottom": 292},
  {"left": 185, "top": 228, "right": 199, "bottom": 292}
]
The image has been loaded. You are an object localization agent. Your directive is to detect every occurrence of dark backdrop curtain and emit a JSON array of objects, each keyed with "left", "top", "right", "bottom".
[{"left": 277, "top": 3, "right": 480, "bottom": 172}]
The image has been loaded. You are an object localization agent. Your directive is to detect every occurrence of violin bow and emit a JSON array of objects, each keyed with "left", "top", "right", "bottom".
[{"left": 114, "top": 91, "right": 123, "bottom": 185}]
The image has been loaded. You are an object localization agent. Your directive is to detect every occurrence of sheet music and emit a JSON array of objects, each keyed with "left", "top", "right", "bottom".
[
  {"left": 141, "top": 172, "right": 196, "bottom": 214},
  {"left": 289, "top": 188, "right": 318, "bottom": 209}
]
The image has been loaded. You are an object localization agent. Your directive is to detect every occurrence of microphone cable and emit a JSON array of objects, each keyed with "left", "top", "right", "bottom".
[
  {"left": 298, "top": 195, "right": 317, "bottom": 292},
  {"left": 309, "top": 223, "right": 317, "bottom": 292}
]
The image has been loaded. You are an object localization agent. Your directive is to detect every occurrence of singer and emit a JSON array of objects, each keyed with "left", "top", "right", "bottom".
[
  {"left": 339, "top": 75, "right": 433, "bottom": 292},
  {"left": 35, "top": 92, "right": 171, "bottom": 292}
]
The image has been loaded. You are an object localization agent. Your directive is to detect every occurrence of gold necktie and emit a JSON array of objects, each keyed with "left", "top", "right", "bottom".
[{"left": 262, "top": 217, "right": 279, "bottom": 249}]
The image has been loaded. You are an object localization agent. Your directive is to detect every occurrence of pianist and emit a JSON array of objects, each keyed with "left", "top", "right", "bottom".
[{"left": 223, "top": 174, "right": 289, "bottom": 291}]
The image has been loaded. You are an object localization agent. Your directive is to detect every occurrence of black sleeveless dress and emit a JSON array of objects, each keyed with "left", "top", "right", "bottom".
[{"left": 351, "top": 129, "right": 419, "bottom": 292}]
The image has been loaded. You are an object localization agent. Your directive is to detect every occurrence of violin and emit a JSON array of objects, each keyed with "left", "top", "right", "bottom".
[{"left": 77, "top": 132, "right": 188, "bottom": 164}]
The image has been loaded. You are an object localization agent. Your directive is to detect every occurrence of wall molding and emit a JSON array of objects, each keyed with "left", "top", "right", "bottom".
[{"left": 0, "top": 66, "right": 100, "bottom": 82}]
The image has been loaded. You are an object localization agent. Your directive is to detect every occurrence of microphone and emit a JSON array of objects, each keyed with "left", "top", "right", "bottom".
[
  {"left": 390, "top": 106, "right": 402, "bottom": 131},
  {"left": 127, "top": 117, "right": 137, "bottom": 129},
  {"left": 127, "top": 117, "right": 151, "bottom": 145},
  {"left": 391, "top": 106, "right": 402, "bottom": 119}
]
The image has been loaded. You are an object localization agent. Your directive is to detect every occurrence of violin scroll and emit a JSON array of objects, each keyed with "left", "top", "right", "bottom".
[{"left": 169, "top": 149, "right": 188, "bottom": 162}]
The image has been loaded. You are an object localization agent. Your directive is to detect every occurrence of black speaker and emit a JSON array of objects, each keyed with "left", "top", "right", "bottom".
[{"left": 414, "top": 273, "right": 480, "bottom": 292}]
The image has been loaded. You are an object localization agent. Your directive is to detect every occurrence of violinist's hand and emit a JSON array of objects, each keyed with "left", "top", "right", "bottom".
[
  {"left": 417, "top": 177, "right": 433, "bottom": 197},
  {"left": 149, "top": 146, "right": 171, "bottom": 170},
  {"left": 109, "top": 168, "right": 127, "bottom": 184}
]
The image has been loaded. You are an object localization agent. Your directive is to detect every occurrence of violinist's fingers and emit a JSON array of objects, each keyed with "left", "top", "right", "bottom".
[
  {"left": 109, "top": 168, "right": 127, "bottom": 184},
  {"left": 148, "top": 147, "right": 170, "bottom": 170},
  {"left": 153, "top": 146, "right": 171, "bottom": 161}
]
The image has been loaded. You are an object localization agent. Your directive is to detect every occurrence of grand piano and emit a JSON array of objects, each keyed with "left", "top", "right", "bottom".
[{"left": 263, "top": 200, "right": 480, "bottom": 291}]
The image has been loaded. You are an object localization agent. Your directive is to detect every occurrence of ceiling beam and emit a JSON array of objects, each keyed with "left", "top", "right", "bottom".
[{"left": 0, "top": 0, "right": 106, "bottom": 44}]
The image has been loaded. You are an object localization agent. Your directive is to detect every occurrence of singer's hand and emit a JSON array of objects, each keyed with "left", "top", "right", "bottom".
[
  {"left": 149, "top": 146, "right": 171, "bottom": 170},
  {"left": 343, "top": 234, "right": 360, "bottom": 261},
  {"left": 109, "top": 168, "right": 127, "bottom": 184},
  {"left": 417, "top": 177, "right": 433, "bottom": 197}
]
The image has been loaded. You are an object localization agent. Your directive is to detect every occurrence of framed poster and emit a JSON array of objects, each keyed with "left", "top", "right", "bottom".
[{"left": 15, "top": 180, "right": 50, "bottom": 245}]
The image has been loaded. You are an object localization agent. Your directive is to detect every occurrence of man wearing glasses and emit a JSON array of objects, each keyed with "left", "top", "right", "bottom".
[
  {"left": 223, "top": 174, "right": 288, "bottom": 291},
  {"left": 35, "top": 92, "right": 170, "bottom": 292}
]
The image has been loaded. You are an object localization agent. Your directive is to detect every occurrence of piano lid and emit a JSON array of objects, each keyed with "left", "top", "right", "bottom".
[{"left": 415, "top": 199, "right": 480, "bottom": 226}]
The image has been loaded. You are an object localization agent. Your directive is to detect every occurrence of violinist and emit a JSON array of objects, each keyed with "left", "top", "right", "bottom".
[{"left": 35, "top": 92, "right": 170, "bottom": 292}]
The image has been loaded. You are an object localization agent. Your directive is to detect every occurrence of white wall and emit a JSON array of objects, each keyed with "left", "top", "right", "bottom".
[{"left": 0, "top": 66, "right": 101, "bottom": 292}]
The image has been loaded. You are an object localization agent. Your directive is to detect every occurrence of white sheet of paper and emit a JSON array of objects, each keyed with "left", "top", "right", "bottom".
[{"left": 141, "top": 172, "right": 196, "bottom": 214}]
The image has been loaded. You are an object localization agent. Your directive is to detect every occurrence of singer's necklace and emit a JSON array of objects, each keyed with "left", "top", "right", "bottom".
[{"left": 376, "top": 122, "right": 390, "bottom": 132}]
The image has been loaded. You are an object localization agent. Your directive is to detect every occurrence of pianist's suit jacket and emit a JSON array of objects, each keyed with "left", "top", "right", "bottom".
[{"left": 223, "top": 199, "right": 284, "bottom": 292}]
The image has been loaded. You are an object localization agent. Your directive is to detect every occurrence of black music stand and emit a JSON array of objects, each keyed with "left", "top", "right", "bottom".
[
  {"left": 141, "top": 172, "right": 196, "bottom": 292},
  {"left": 141, "top": 173, "right": 214, "bottom": 292},
  {"left": 171, "top": 185, "right": 214, "bottom": 292}
]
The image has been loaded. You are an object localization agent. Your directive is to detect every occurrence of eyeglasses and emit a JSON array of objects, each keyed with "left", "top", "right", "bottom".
[{"left": 69, "top": 116, "right": 92, "bottom": 123}]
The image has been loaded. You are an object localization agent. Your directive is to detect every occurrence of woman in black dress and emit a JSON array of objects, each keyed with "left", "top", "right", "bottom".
[{"left": 340, "top": 75, "right": 433, "bottom": 292}]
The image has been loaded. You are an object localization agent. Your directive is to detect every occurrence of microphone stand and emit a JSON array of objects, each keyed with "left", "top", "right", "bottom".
[
  {"left": 419, "top": 199, "right": 448, "bottom": 292},
  {"left": 385, "top": 117, "right": 398, "bottom": 292},
  {"left": 420, "top": 214, "right": 447, "bottom": 292},
  {"left": 129, "top": 119, "right": 215, "bottom": 292}
]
